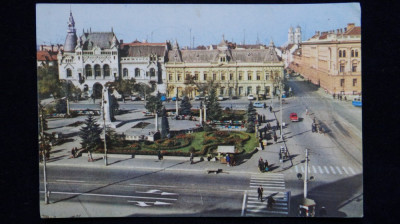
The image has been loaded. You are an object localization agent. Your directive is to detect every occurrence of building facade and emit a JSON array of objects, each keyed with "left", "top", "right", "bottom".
[
  {"left": 289, "top": 23, "right": 361, "bottom": 95},
  {"left": 165, "top": 38, "right": 284, "bottom": 98},
  {"left": 119, "top": 41, "right": 169, "bottom": 94}
]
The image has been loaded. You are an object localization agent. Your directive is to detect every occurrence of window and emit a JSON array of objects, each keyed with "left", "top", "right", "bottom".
[
  {"left": 221, "top": 74, "right": 225, "bottom": 80},
  {"left": 103, "top": 65, "right": 110, "bottom": 76},
  {"left": 355, "top": 50, "right": 359, "bottom": 57},
  {"left": 66, "top": 68, "right": 72, "bottom": 77},
  {"left": 123, "top": 68, "right": 128, "bottom": 77},
  {"left": 135, "top": 68, "right": 140, "bottom": 77},
  {"left": 94, "top": 65, "right": 101, "bottom": 77},
  {"left": 213, "top": 73, "right": 216, "bottom": 80},
  {"left": 150, "top": 68, "right": 156, "bottom": 77},
  {"left": 85, "top": 64, "right": 92, "bottom": 76},
  {"left": 340, "top": 79, "right": 345, "bottom": 87},
  {"left": 194, "top": 73, "right": 198, "bottom": 80},
  {"left": 343, "top": 50, "right": 346, "bottom": 57},
  {"left": 265, "top": 73, "right": 269, "bottom": 80},
  {"left": 185, "top": 74, "right": 190, "bottom": 80},
  {"left": 340, "top": 64, "right": 345, "bottom": 73},
  {"left": 239, "top": 87, "right": 243, "bottom": 95},
  {"left": 353, "top": 78, "right": 357, "bottom": 86},
  {"left": 257, "top": 74, "right": 261, "bottom": 80},
  {"left": 178, "top": 74, "right": 182, "bottom": 81},
  {"left": 239, "top": 72, "right": 243, "bottom": 80},
  {"left": 220, "top": 87, "right": 224, "bottom": 95},
  {"left": 351, "top": 50, "right": 354, "bottom": 57},
  {"left": 339, "top": 50, "right": 342, "bottom": 57},
  {"left": 352, "top": 63, "right": 357, "bottom": 72},
  {"left": 256, "top": 86, "right": 260, "bottom": 94},
  {"left": 248, "top": 74, "right": 252, "bottom": 80},
  {"left": 247, "top": 86, "right": 252, "bottom": 95},
  {"left": 169, "top": 74, "right": 173, "bottom": 81},
  {"left": 230, "top": 73, "right": 233, "bottom": 80},
  {"left": 204, "top": 73, "right": 207, "bottom": 80}
]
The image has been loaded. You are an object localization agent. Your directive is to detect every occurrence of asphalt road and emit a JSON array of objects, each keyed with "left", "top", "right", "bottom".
[{"left": 40, "top": 166, "right": 249, "bottom": 217}]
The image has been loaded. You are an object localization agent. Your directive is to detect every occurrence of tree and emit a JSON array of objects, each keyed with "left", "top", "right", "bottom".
[
  {"left": 133, "top": 82, "right": 155, "bottom": 100},
  {"left": 194, "top": 79, "right": 220, "bottom": 97},
  {"left": 160, "top": 107, "right": 169, "bottom": 139},
  {"left": 145, "top": 93, "right": 163, "bottom": 115},
  {"left": 205, "top": 87, "right": 222, "bottom": 121},
  {"left": 105, "top": 127, "right": 120, "bottom": 149},
  {"left": 246, "top": 102, "right": 256, "bottom": 133},
  {"left": 113, "top": 78, "right": 136, "bottom": 97},
  {"left": 180, "top": 96, "right": 192, "bottom": 115},
  {"left": 37, "top": 64, "right": 61, "bottom": 99},
  {"left": 79, "top": 114, "right": 103, "bottom": 161}
]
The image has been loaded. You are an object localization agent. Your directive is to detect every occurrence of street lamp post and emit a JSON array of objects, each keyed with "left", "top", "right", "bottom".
[
  {"left": 102, "top": 89, "right": 108, "bottom": 166},
  {"left": 280, "top": 79, "right": 283, "bottom": 140},
  {"left": 304, "top": 148, "right": 309, "bottom": 198},
  {"left": 39, "top": 105, "right": 49, "bottom": 204}
]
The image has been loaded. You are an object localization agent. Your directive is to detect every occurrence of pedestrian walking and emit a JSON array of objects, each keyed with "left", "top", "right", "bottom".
[
  {"left": 190, "top": 152, "right": 194, "bottom": 164},
  {"left": 269, "top": 106, "right": 272, "bottom": 113},
  {"left": 261, "top": 142, "right": 265, "bottom": 150},
  {"left": 71, "top": 148, "right": 75, "bottom": 158},
  {"left": 226, "top": 154, "right": 231, "bottom": 166},
  {"left": 333, "top": 93, "right": 335, "bottom": 99},
  {"left": 264, "top": 160, "right": 269, "bottom": 171},
  {"left": 274, "top": 134, "right": 278, "bottom": 143},
  {"left": 157, "top": 150, "right": 163, "bottom": 160},
  {"left": 257, "top": 185, "right": 264, "bottom": 201}
]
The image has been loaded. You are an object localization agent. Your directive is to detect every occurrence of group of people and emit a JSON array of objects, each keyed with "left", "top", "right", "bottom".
[
  {"left": 333, "top": 93, "right": 347, "bottom": 101},
  {"left": 258, "top": 157, "right": 269, "bottom": 172},
  {"left": 70, "top": 147, "right": 79, "bottom": 158},
  {"left": 225, "top": 154, "right": 236, "bottom": 167},
  {"left": 257, "top": 185, "right": 275, "bottom": 209}
]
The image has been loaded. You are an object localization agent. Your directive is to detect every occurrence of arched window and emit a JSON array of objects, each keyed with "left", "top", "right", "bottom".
[
  {"left": 135, "top": 68, "right": 140, "bottom": 77},
  {"left": 339, "top": 50, "right": 342, "bottom": 58},
  {"left": 123, "top": 68, "right": 128, "bottom": 77},
  {"left": 85, "top": 64, "right": 92, "bottom": 76},
  {"left": 355, "top": 50, "right": 359, "bottom": 57},
  {"left": 94, "top": 64, "right": 101, "bottom": 77},
  {"left": 103, "top": 64, "right": 110, "bottom": 76},
  {"left": 150, "top": 68, "right": 156, "bottom": 77},
  {"left": 343, "top": 50, "right": 346, "bottom": 57},
  {"left": 351, "top": 50, "right": 354, "bottom": 57},
  {"left": 66, "top": 68, "right": 72, "bottom": 77}
]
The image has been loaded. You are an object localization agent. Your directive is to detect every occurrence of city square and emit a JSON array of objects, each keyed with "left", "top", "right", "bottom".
[{"left": 37, "top": 3, "right": 362, "bottom": 218}]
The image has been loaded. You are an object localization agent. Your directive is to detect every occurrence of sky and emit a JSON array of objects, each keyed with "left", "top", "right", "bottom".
[{"left": 36, "top": 3, "right": 360, "bottom": 48}]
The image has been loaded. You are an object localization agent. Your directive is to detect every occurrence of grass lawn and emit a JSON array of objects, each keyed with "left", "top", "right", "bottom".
[{"left": 242, "top": 131, "right": 259, "bottom": 153}]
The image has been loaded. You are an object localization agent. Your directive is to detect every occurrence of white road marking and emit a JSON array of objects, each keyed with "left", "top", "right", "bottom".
[
  {"left": 241, "top": 190, "right": 247, "bottom": 217},
  {"left": 335, "top": 166, "right": 343, "bottom": 175},
  {"left": 301, "top": 166, "right": 304, "bottom": 173},
  {"left": 349, "top": 167, "right": 356, "bottom": 175},
  {"left": 342, "top": 166, "right": 349, "bottom": 175},
  {"left": 330, "top": 166, "right": 336, "bottom": 174},
  {"left": 129, "top": 184, "right": 177, "bottom": 188},
  {"left": 128, "top": 201, "right": 150, "bottom": 207},
  {"left": 250, "top": 180, "right": 285, "bottom": 184},
  {"left": 318, "top": 166, "right": 324, "bottom": 174},
  {"left": 56, "top": 180, "right": 86, "bottom": 183},
  {"left": 42, "top": 191, "right": 177, "bottom": 201},
  {"left": 127, "top": 201, "right": 172, "bottom": 206},
  {"left": 136, "top": 189, "right": 160, "bottom": 194},
  {"left": 324, "top": 166, "right": 330, "bottom": 174},
  {"left": 295, "top": 165, "right": 299, "bottom": 173},
  {"left": 312, "top": 166, "right": 317, "bottom": 173}
]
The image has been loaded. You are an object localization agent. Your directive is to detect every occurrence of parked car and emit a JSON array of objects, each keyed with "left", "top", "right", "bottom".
[
  {"left": 290, "top": 112, "right": 299, "bottom": 122},
  {"left": 172, "top": 96, "right": 180, "bottom": 101},
  {"left": 194, "top": 95, "right": 205, "bottom": 101},
  {"left": 131, "top": 95, "right": 142, "bottom": 101},
  {"left": 247, "top": 94, "right": 255, "bottom": 100},
  {"left": 253, "top": 102, "right": 265, "bottom": 108},
  {"left": 217, "top": 95, "right": 224, "bottom": 101},
  {"left": 231, "top": 96, "right": 239, "bottom": 100}
]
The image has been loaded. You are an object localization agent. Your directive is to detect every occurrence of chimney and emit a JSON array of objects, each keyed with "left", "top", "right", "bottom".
[
  {"left": 347, "top": 23, "right": 355, "bottom": 31},
  {"left": 120, "top": 39, "right": 123, "bottom": 45}
]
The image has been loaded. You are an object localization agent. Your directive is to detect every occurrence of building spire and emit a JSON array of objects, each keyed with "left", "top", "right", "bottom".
[{"left": 64, "top": 10, "right": 77, "bottom": 52}]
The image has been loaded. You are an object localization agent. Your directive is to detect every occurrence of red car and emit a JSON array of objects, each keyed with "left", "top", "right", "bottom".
[{"left": 290, "top": 113, "right": 299, "bottom": 122}]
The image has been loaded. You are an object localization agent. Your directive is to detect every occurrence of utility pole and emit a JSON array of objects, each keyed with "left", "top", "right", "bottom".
[
  {"left": 40, "top": 106, "right": 49, "bottom": 204},
  {"left": 280, "top": 78, "right": 283, "bottom": 139},
  {"left": 175, "top": 91, "right": 178, "bottom": 115},
  {"left": 199, "top": 101, "right": 203, "bottom": 126},
  {"left": 304, "top": 148, "right": 309, "bottom": 198},
  {"left": 204, "top": 103, "right": 207, "bottom": 123},
  {"left": 102, "top": 89, "right": 108, "bottom": 166}
]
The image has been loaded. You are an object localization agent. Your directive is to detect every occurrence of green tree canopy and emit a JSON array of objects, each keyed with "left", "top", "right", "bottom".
[
  {"left": 246, "top": 102, "right": 256, "bottom": 133},
  {"left": 145, "top": 94, "right": 163, "bottom": 114},
  {"left": 180, "top": 96, "right": 192, "bottom": 115},
  {"left": 37, "top": 65, "right": 61, "bottom": 99},
  {"left": 205, "top": 87, "right": 222, "bottom": 121},
  {"left": 160, "top": 107, "right": 170, "bottom": 139},
  {"left": 113, "top": 78, "right": 136, "bottom": 96},
  {"left": 79, "top": 114, "right": 103, "bottom": 153}
]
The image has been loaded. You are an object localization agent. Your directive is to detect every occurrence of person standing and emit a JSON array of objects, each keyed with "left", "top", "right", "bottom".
[
  {"left": 257, "top": 185, "right": 264, "bottom": 201},
  {"left": 190, "top": 152, "right": 194, "bottom": 164},
  {"left": 226, "top": 154, "right": 231, "bottom": 167}
]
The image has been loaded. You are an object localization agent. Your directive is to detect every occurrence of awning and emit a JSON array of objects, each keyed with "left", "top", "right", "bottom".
[{"left": 217, "top": 145, "right": 237, "bottom": 154}]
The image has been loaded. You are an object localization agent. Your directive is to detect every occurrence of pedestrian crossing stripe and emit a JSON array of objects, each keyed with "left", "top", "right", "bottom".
[
  {"left": 289, "top": 165, "right": 360, "bottom": 175},
  {"left": 330, "top": 166, "right": 336, "bottom": 174},
  {"left": 251, "top": 174, "right": 284, "bottom": 178},
  {"left": 324, "top": 166, "right": 330, "bottom": 174},
  {"left": 251, "top": 177, "right": 284, "bottom": 181},
  {"left": 246, "top": 211, "right": 288, "bottom": 216},
  {"left": 250, "top": 180, "right": 285, "bottom": 184},
  {"left": 248, "top": 197, "right": 287, "bottom": 202},
  {"left": 247, "top": 190, "right": 286, "bottom": 195},
  {"left": 247, "top": 204, "right": 288, "bottom": 209},
  {"left": 250, "top": 185, "right": 285, "bottom": 189},
  {"left": 335, "top": 166, "right": 342, "bottom": 174}
]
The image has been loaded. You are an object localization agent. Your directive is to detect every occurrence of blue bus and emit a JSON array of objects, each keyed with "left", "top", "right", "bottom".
[{"left": 352, "top": 97, "right": 362, "bottom": 107}]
